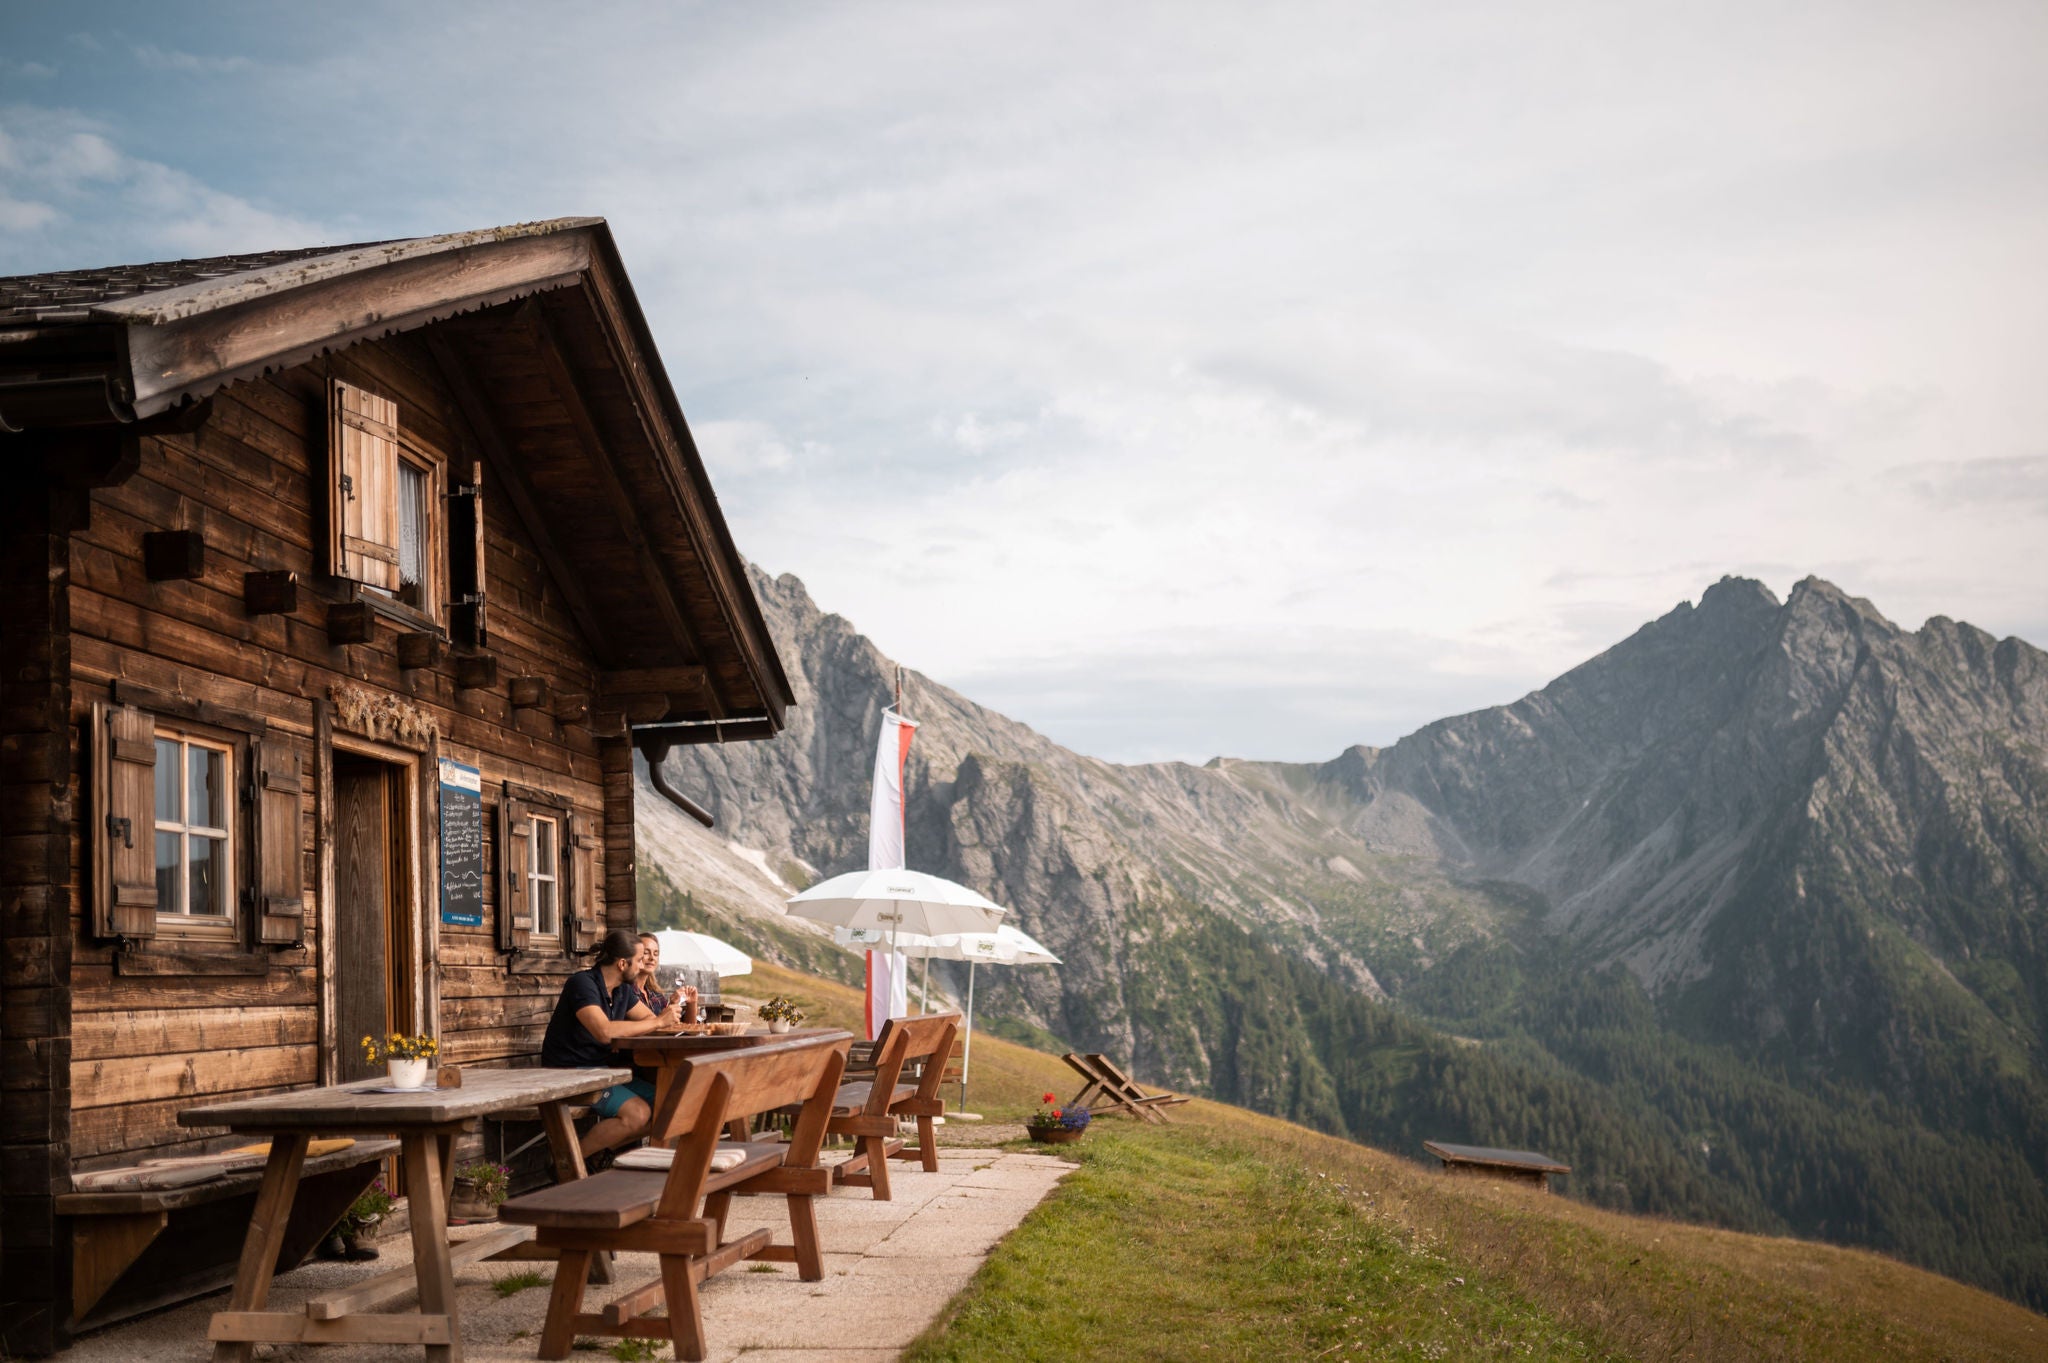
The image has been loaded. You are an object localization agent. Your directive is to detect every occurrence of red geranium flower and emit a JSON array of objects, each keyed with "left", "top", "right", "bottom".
[{"left": 1043, "top": 1092, "right": 1056, "bottom": 1103}]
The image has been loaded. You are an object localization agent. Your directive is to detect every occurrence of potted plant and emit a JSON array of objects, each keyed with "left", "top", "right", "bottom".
[
  {"left": 361, "top": 1031, "right": 438, "bottom": 1088},
  {"left": 1026, "top": 1092, "right": 1090, "bottom": 1144},
  {"left": 319, "top": 1178, "right": 391, "bottom": 1261},
  {"left": 758, "top": 996, "right": 806, "bottom": 1034},
  {"left": 450, "top": 1159, "right": 511, "bottom": 1222}
]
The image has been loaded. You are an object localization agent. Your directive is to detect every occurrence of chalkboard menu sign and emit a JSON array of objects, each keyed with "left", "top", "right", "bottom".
[{"left": 438, "top": 758, "right": 484, "bottom": 927}]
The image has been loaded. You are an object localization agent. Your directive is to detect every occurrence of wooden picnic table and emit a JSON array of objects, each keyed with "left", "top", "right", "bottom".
[
  {"left": 618, "top": 1028, "right": 842, "bottom": 1145},
  {"left": 178, "top": 1065, "right": 628, "bottom": 1363}
]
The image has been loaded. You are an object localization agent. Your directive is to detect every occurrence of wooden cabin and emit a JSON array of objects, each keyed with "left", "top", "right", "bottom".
[
  {"left": 0, "top": 219, "right": 795, "bottom": 1354},
  {"left": 1422, "top": 1140, "right": 1571, "bottom": 1191}
]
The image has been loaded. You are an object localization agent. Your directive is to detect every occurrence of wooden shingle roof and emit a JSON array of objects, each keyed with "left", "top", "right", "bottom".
[
  {"left": 0, "top": 241, "right": 395, "bottom": 323},
  {"left": 0, "top": 218, "right": 793, "bottom": 739}
]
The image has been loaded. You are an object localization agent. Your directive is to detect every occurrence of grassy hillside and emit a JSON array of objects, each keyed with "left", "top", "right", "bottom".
[
  {"left": 705, "top": 890, "right": 2048, "bottom": 1308},
  {"left": 907, "top": 1109, "right": 2047, "bottom": 1363},
  {"left": 731, "top": 959, "right": 2046, "bottom": 1361}
]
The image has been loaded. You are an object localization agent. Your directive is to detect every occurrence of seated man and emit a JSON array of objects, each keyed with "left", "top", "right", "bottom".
[{"left": 541, "top": 928, "right": 684, "bottom": 1159}]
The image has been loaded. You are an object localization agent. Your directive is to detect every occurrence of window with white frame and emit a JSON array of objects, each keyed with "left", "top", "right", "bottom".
[
  {"left": 153, "top": 731, "right": 234, "bottom": 931},
  {"left": 529, "top": 813, "right": 561, "bottom": 940}
]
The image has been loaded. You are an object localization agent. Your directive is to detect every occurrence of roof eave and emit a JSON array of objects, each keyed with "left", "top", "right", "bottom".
[{"left": 121, "top": 224, "right": 599, "bottom": 420}]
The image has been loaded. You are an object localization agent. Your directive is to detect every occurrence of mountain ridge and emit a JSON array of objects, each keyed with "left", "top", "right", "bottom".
[{"left": 633, "top": 564, "right": 2048, "bottom": 1305}]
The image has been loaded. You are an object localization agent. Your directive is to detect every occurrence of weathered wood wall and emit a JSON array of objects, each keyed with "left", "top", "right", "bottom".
[
  {"left": 2, "top": 471, "right": 81, "bottom": 1355},
  {"left": 63, "top": 332, "right": 632, "bottom": 1169}
]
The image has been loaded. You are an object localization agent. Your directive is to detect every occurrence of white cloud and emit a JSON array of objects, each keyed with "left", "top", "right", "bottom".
[
  {"left": 3, "top": 2, "right": 2044, "bottom": 761},
  {"left": 692, "top": 419, "right": 803, "bottom": 475},
  {"left": 0, "top": 105, "right": 326, "bottom": 267},
  {"left": 0, "top": 195, "right": 56, "bottom": 232},
  {"left": 130, "top": 43, "right": 253, "bottom": 75}
]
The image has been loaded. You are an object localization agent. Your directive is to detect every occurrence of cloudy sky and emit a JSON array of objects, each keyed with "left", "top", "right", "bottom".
[{"left": 5, "top": 2, "right": 2044, "bottom": 763}]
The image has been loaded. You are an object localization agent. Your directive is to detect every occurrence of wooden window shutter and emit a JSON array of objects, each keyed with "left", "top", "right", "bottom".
[
  {"left": 568, "top": 811, "right": 600, "bottom": 953},
  {"left": 327, "top": 379, "right": 402, "bottom": 589},
  {"left": 496, "top": 791, "right": 532, "bottom": 952},
  {"left": 447, "top": 458, "right": 487, "bottom": 647},
  {"left": 249, "top": 737, "right": 305, "bottom": 946},
  {"left": 92, "top": 702, "right": 159, "bottom": 940}
]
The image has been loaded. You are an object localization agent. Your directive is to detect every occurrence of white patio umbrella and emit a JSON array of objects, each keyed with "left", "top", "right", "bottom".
[
  {"left": 904, "top": 926, "right": 1060, "bottom": 1109},
  {"left": 835, "top": 924, "right": 972, "bottom": 1014},
  {"left": 649, "top": 928, "right": 751, "bottom": 979},
  {"left": 678, "top": 930, "right": 751, "bottom": 977},
  {"left": 785, "top": 869, "right": 1007, "bottom": 945},
  {"left": 791, "top": 869, "right": 1007, "bottom": 1032}
]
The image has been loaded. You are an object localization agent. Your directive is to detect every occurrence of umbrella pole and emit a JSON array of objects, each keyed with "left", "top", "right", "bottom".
[
  {"left": 960, "top": 960, "right": 976, "bottom": 1113},
  {"left": 888, "top": 922, "right": 904, "bottom": 1026},
  {"left": 920, "top": 951, "right": 931, "bottom": 1015}
]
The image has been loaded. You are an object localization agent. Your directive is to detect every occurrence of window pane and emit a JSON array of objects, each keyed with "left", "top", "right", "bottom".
[
  {"left": 188, "top": 745, "right": 225, "bottom": 830},
  {"left": 155, "top": 739, "right": 180, "bottom": 821},
  {"left": 156, "top": 832, "right": 181, "bottom": 913},
  {"left": 535, "top": 818, "right": 556, "bottom": 873},
  {"left": 536, "top": 878, "right": 558, "bottom": 936},
  {"left": 189, "top": 835, "right": 227, "bottom": 916},
  {"left": 397, "top": 461, "right": 426, "bottom": 604}
]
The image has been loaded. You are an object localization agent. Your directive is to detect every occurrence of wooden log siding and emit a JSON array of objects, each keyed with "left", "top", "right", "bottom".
[
  {"left": 1, "top": 482, "right": 77, "bottom": 1357},
  {"left": 60, "top": 333, "right": 619, "bottom": 1171}
]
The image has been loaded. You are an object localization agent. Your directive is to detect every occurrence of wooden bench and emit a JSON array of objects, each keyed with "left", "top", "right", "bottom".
[
  {"left": 1063, "top": 1052, "right": 1190, "bottom": 1124},
  {"left": 56, "top": 1139, "right": 398, "bottom": 1332},
  {"left": 497, "top": 1031, "right": 850, "bottom": 1362},
  {"left": 819, "top": 1012, "right": 959, "bottom": 1200}
]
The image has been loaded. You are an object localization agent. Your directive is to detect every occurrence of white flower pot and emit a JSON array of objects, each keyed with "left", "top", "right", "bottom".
[
  {"left": 769, "top": 1019, "right": 792, "bottom": 1034},
  {"left": 387, "top": 1057, "right": 429, "bottom": 1089}
]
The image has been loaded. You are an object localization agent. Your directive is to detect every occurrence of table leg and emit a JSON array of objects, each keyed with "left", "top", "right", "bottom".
[
  {"left": 648, "top": 1064, "right": 679, "bottom": 1149},
  {"left": 212, "top": 1132, "right": 310, "bottom": 1363},
  {"left": 403, "top": 1131, "right": 462, "bottom": 1363},
  {"left": 536, "top": 1100, "right": 586, "bottom": 1183},
  {"left": 535, "top": 1099, "right": 612, "bottom": 1284}
]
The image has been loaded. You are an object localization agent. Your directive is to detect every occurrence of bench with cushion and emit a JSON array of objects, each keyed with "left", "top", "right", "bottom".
[
  {"left": 497, "top": 1031, "right": 850, "bottom": 1362},
  {"left": 817, "top": 1012, "right": 959, "bottom": 1201},
  {"left": 57, "top": 1138, "right": 398, "bottom": 1332}
]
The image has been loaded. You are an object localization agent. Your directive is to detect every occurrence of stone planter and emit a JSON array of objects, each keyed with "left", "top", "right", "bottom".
[{"left": 1026, "top": 1124, "right": 1085, "bottom": 1145}]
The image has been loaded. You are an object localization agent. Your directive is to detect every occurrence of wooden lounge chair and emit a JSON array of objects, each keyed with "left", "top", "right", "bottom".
[
  {"left": 820, "top": 1012, "right": 959, "bottom": 1200},
  {"left": 497, "top": 1032, "right": 849, "bottom": 1362},
  {"left": 1062, "top": 1052, "right": 1190, "bottom": 1124}
]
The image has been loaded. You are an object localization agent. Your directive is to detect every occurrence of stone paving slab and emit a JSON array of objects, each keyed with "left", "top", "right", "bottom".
[{"left": 60, "top": 1146, "right": 1070, "bottom": 1363}]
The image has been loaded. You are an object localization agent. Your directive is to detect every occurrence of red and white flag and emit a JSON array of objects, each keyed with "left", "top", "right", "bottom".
[
  {"left": 864, "top": 707, "right": 917, "bottom": 1039},
  {"left": 867, "top": 707, "right": 917, "bottom": 871}
]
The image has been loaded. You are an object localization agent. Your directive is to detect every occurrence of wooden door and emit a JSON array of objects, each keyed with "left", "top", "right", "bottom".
[{"left": 332, "top": 754, "right": 412, "bottom": 1082}]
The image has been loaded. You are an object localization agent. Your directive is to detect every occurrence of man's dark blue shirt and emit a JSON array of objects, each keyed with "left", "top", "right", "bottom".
[{"left": 541, "top": 965, "right": 636, "bottom": 1069}]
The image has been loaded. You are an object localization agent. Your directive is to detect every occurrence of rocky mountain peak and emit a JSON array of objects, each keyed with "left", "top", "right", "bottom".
[{"left": 651, "top": 563, "right": 2046, "bottom": 1065}]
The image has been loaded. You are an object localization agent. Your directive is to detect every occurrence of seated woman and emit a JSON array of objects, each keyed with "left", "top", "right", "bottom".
[
  {"left": 540, "top": 928, "right": 683, "bottom": 1159},
  {"left": 628, "top": 933, "right": 697, "bottom": 1092},
  {"left": 631, "top": 931, "right": 699, "bottom": 1021}
]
